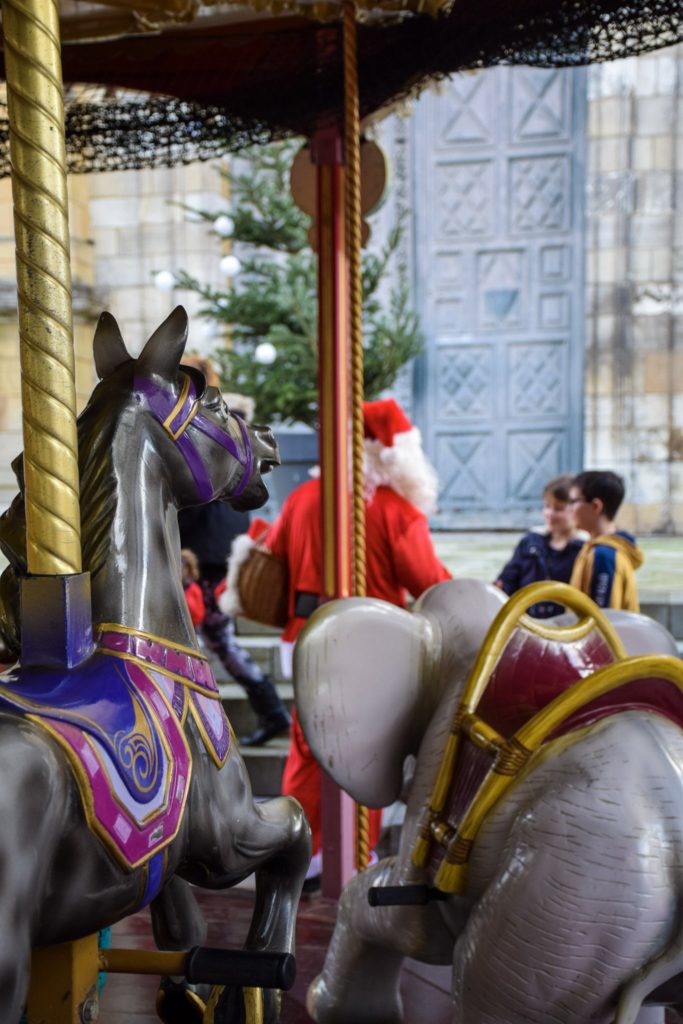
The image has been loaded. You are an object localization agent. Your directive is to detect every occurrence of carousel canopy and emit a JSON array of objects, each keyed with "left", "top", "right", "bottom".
[{"left": 0, "top": 0, "right": 680, "bottom": 173}]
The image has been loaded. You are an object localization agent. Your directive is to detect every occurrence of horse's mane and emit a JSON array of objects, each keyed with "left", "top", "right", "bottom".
[{"left": 0, "top": 363, "right": 132, "bottom": 654}]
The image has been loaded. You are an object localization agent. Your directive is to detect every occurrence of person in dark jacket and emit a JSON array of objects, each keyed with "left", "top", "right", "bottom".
[
  {"left": 177, "top": 353, "right": 290, "bottom": 747},
  {"left": 495, "top": 474, "right": 584, "bottom": 618},
  {"left": 179, "top": 499, "right": 291, "bottom": 746}
]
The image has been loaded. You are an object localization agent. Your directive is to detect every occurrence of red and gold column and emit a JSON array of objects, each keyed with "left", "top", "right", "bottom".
[
  {"left": 312, "top": 126, "right": 357, "bottom": 898},
  {"left": 316, "top": 129, "right": 352, "bottom": 605}
]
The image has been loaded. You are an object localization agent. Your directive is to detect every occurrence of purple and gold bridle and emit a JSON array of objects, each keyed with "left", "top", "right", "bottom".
[{"left": 135, "top": 371, "right": 254, "bottom": 500}]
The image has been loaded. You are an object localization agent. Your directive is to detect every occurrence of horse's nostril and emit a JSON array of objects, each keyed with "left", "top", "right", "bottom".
[
  {"left": 250, "top": 424, "right": 280, "bottom": 472},
  {"left": 259, "top": 431, "right": 277, "bottom": 450}
]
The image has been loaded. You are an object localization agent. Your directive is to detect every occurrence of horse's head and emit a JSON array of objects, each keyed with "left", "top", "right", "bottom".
[{"left": 94, "top": 306, "right": 279, "bottom": 512}]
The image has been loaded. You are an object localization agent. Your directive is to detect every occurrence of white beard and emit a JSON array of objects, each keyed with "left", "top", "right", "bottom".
[{"left": 363, "top": 428, "right": 439, "bottom": 516}]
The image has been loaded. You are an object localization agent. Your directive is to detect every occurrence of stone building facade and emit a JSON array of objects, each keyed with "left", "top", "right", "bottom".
[
  {"left": 0, "top": 45, "right": 680, "bottom": 531},
  {"left": 583, "top": 49, "right": 683, "bottom": 534},
  {"left": 371, "top": 43, "right": 683, "bottom": 532},
  {"left": 0, "top": 163, "right": 226, "bottom": 508}
]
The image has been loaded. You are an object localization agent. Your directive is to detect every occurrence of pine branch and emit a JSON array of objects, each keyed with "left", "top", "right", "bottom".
[{"left": 172, "top": 141, "right": 423, "bottom": 429}]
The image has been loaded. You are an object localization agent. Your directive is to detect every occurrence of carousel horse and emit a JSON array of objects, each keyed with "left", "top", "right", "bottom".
[
  {"left": 295, "top": 578, "right": 683, "bottom": 1024},
  {"left": 0, "top": 306, "right": 310, "bottom": 1024}
]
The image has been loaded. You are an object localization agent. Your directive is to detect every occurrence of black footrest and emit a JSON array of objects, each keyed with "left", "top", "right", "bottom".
[
  {"left": 368, "top": 885, "right": 447, "bottom": 906},
  {"left": 185, "top": 948, "right": 296, "bottom": 990}
]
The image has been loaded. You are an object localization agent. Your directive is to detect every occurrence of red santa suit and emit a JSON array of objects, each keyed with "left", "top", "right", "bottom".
[{"left": 266, "top": 399, "right": 451, "bottom": 864}]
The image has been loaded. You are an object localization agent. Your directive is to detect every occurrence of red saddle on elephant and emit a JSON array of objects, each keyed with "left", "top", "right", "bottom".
[{"left": 415, "top": 582, "right": 683, "bottom": 893}]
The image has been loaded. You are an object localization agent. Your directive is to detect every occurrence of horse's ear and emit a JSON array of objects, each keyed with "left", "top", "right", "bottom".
[
  {"left": 93, "top": 312, "right": 130, "bottom": 380},
  {"left": 137, "top": 306, "right": 189, "bottom": 383},
  {"left": 11, "top": 454, "right": 24, "bottom": 489}
]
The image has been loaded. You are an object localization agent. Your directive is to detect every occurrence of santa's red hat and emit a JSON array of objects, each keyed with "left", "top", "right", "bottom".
[{"left": 362, "top": 399, "right": 413, "bottom": 448}]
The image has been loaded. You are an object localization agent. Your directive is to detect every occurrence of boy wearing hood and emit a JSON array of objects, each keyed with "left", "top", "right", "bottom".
[{"left": 568, "top": 470, "right": 643, "bottom": 611}]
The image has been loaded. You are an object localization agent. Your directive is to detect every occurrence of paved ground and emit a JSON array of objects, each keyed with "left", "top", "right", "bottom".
[
  {"left": 433, "top": 531, "right": 683, "bottom": 598},
  {"left": 101, "top": 888, "right": 453, "bottom": 1023}
]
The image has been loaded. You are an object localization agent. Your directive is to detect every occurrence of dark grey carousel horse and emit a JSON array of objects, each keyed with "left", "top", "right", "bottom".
[{"left": 0, "top": 306, "right": 310, "bottom": 1024}]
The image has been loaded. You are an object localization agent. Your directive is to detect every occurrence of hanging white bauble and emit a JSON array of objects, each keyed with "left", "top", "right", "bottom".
[
  {"left": 254, "top": 342, "right": 277, "bottom": 365},
  {"left": 153, "top": 270, "right": 175, "bottom": 291},
  {"left": 220, "top": 254, "right": 241, "bottom": 277},
  {"left": 214, "top": 214, "right": 235, "bottom": 237}
]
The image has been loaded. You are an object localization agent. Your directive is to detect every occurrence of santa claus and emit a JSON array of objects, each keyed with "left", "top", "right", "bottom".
[{"left": 265, "top": 398, "right": 451, "bottom": 884}]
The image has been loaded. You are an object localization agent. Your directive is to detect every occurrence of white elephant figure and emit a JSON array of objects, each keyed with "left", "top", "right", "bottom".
[{"left": 295, "top": 578, "right": 683, "bottom": 1024}]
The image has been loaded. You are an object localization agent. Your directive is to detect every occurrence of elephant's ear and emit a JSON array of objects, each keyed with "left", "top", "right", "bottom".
[
  {"left": 93, "top": 312, "right": 130, "bottom": 379},
  {"left": 137, "top": 306, "right": 189, "bottom": 384},
  {"left": 294, "top": 598, "right": 439, "bottom": 808}
]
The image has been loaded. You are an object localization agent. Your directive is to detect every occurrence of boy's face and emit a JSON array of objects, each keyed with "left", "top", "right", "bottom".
[
  {"left": 568, "top": 486, "right": 602, "bottom": 533},
  {"left": 543, "top": 494, "right": 572, "bottom": 535}
]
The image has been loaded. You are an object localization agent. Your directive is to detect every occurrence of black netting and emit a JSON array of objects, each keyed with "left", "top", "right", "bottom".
[
  {"left": 0, "top": 96, "right": 288, "bottom": 177},
  {"left": 64, "top": 98, "right": 289, "bottom": 174},
  {"left": 0, "top": 0, "right": 678, "bottom": 173}
]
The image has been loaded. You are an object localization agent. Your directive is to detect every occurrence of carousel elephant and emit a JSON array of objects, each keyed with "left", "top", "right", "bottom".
[{"left": 295, "top": 578, "right": 683, "bottom": 1024}]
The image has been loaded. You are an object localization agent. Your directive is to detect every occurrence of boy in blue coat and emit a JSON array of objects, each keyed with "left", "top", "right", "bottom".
[{"left": 495, "top": 475, "right": 584, "bottom": 617}]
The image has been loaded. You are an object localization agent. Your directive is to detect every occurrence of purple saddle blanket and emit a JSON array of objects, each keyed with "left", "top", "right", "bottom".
[{"left": 0, "top": 643, "right": 230, "bottom": 869}]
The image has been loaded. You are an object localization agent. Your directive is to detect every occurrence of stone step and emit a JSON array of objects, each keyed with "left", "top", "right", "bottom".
[
  {"left": 234, "top": 616, "right": 281, "bottom": 638},
  {"left": 198, "top": 632, "right": 290, "bottom": 798},
  {"left": 219, "top": 680, "right": 293, "bottom": 735},
  {"left": 235, "top": 736, "right": 290, "bottom": 798},
  {"left": 217, "top": 672, "right": 291, "bottom": 799},
  {"left": 215, "top": 632, "right": 287, "bottom": 684}
]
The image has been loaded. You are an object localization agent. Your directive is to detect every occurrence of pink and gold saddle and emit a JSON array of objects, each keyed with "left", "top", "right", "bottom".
[{"left": 0, "top": 625, "right": 230, "bottom": 897}]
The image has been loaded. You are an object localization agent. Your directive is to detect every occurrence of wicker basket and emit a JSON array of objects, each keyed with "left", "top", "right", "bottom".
[{"left": 238, "top": 545, "right": 289, "bottom": 629}]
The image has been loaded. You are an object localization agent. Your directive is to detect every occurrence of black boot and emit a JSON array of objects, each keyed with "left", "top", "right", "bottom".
[
  {"left": 238, "top": 669, "right": 291, "bottom": 746},
  {"left": 239, "top": 712, "right": 291, "bottom": 747}
]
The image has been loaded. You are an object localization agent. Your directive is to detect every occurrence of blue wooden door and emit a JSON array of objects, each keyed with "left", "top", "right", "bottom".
[{"left": 411, "top": 66, "right": 587, "bottom": 527}]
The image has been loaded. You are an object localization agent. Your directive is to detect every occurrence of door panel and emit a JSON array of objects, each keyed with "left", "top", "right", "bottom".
[{"left": 412, "top": 66, "right": 586, "bottom": 527}]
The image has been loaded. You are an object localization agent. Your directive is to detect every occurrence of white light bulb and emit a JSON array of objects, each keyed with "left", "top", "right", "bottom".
[
  {"left": 214, "top": 214, "right": 234, "bottom": 238},
  {"left": 255, "top": 341, "right": 277, "bottom": 365},
  {"left": 220, "top": 254, "right": 241, "bottom": 277},
  {"left": 153, "top": 270, "right": 175, "bottom": 291}
]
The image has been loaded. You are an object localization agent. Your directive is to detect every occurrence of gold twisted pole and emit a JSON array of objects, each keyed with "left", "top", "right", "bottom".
[
  {"left": 3, "top": 0, "right": 81, "bottom": 575},
  {"left": 343, "top": 0, "right": 370, "bottom": 873}
]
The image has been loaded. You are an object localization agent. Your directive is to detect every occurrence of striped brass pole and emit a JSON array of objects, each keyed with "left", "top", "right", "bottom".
[
  {"left": 343, "top": 0, "right": 370, "bottom": 874},
  {"left": 3, "top": 0, "right": 81, "bottom": 575},
  {"left": 343, "top": 0, "right": 365, "bottom": 597}
]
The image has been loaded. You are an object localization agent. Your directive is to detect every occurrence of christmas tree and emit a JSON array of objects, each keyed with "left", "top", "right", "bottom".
[{"left": 173, "top": 140, "right": 422, "bottom": 428}]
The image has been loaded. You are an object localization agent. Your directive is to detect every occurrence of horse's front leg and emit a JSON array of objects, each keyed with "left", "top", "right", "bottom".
[
  {"left": 184, "top": 742, "right": 311, "bottom": 955},
  {"left": 183, "top": 745, "right": 310, "bottom": 1023},
  {"left": 243, "top": 794, "right": 311, "bottom": 952}
]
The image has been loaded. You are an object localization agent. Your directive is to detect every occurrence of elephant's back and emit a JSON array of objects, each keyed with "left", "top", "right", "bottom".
[
  {"left": 471, "top": 710, "right": 683, "bottom": 895},
  {"left": 450, "top": 713, "right": 683, "bottom": 1024}
]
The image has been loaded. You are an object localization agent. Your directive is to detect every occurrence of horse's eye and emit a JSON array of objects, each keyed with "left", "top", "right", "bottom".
[{"left": 203, "top": 388, "right": 222, "bottom": 411}]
